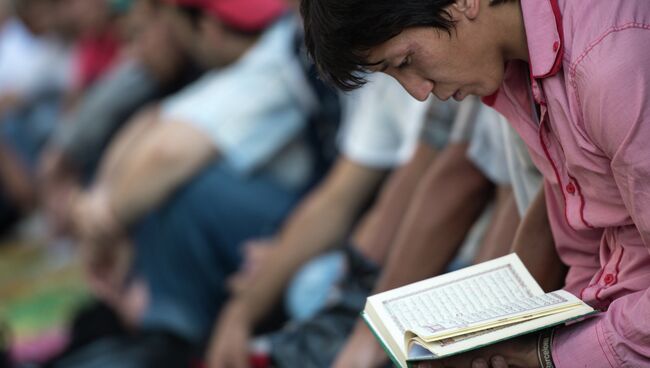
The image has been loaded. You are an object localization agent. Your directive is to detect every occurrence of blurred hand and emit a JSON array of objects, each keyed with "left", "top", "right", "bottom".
[
  {"left": 207, "top": 301, "right": 253, "bottom": 368},
  {"left": 333, "top": 320, "right": 389, "bottom": 368},
  {"left": 132, "top": 14, "right": 184, "bottom": 83},
  {"left": 227, "top": 238, "right": 276, "bottom": 294},
  {"left": 0, "top": 92, "right": 22, "bottom": 116},
  {"left": 38, "top": 148, "right": 80, "bottom": 235},
  {"left": 72, "top": 190, "right": 131, "bottom": 299},
  {"left": 413, "top": 333, "right": 539, "bottom": 368},
  {"left": 82, "top": 234, "right": 132, "bottom": 302},
  {"left": 72, "top": 190, "right": 123, "bottom": 246}
]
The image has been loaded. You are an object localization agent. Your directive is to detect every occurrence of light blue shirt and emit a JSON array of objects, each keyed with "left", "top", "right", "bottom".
[
  {"left": 162, "top": 17, "right": 315, "bottom": 189},
  {"left": 0, "top": 18, "right": 72, "bottom": 98}
]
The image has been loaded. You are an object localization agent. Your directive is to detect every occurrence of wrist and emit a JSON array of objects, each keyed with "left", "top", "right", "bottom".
[
  {"left": 225, "top": 298, "right": 255, "bottom": 327},
  {"left": 353, "top": 319, "right": 374, "bottom": 338},
  {"left": 90, "top": 189, "right": 126, "bottom": 236}
]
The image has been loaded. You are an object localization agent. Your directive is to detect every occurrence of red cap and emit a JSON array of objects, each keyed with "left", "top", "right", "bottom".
[{"left": 165, "top": 0, "right": 287, "bottom": 33}]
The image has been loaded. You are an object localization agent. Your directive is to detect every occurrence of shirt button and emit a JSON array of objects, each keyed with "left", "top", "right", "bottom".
[
  {"left": 553, "top": 41, "right": 560, "bottom": 52},
  {"left": 603, "top": 274, "right": 615, "bottom": 285},
  {"left": 566, "top": 182, "right": 576, "bottom": 195}
]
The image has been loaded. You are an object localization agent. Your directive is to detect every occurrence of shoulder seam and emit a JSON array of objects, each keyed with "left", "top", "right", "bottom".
[
  {"left": 569, "top": 23, "right": 650, "bottom": 133},
  {"left": 569, "top": 23, "right": 650, "bottom": 78}
]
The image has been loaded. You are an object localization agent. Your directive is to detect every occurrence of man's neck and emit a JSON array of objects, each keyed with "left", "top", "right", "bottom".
[{"left": 497, "top": 0, "right": 530, "bottom": 63}]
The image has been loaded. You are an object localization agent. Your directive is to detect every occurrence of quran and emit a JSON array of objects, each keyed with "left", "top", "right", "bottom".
[{"left": 362, "top": 253, "right": 596, "bottom": 368}]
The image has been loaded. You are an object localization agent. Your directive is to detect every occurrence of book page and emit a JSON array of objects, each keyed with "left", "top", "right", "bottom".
[
  {"left": 407, "top": 303, "right": 596, "bottom": 360},
  {"left": 363, "top": 254, "right": 543, "bottom": 364},
  {"left": 410, "top": 291, "right": 582, "bottom": 341},
  {"left": 377, "top": 254, "right": 543, "bottom": 335}
]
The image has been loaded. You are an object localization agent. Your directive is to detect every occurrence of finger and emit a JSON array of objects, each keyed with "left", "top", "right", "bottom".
[
  {"left": 471, "top": 358, "right": 489, "bottom": 368},
  {"left": 243, "top": 238, "right": 267, "bottom": 252},
  {"left": 107, "top": 244, "right": 132, "bottom": 289},
  {"left": 226, "top": 274, "right": 246, "bottom": 293},
  {"left": 234, "top": 345, "right": 250, "bottom": 368},
  {"left": 489, "top": 355, "right": 508, "bottom": 368},
  {"left": 209, "top": 342, "right": 247, "bottom": 368}
]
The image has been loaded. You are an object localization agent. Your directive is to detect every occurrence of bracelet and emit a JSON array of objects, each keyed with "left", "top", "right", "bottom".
[{"left": 537, "top": 328, "right": 556, "bottom": 368}]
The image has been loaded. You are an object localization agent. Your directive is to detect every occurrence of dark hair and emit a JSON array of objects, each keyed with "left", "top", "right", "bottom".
[
  {"left": 301, "top": 0, "right": 455, "bottom": 90},
  {"left": 301, "top": 0, "right": 511, "bottom": 91}
]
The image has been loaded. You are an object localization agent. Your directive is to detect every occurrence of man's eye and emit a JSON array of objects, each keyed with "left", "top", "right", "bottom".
[{"left": 398, "top": 56, "right": 412, "bottom": 69}]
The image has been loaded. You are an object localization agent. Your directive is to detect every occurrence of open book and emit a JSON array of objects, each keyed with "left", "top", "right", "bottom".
[{"left": 362, "top": 253, "right": 596, "bottom": 368}]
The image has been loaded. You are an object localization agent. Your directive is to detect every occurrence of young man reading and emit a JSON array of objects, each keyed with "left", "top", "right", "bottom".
[{"left": 302, "top": 0, "right": 650, "bottom": 367}]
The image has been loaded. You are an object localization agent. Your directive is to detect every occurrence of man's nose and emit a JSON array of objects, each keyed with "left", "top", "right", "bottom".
[{"left": 398, "top": 76, "right": 433, "bottom": 102}]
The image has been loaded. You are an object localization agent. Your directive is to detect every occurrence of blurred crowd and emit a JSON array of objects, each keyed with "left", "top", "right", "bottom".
[{"left": 0, "top": 0, "right": 558, "bottom": 367}]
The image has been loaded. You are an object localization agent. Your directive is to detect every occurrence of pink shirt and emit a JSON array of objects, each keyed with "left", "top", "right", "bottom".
[{"left": 486, "top": 0, "right": 650, "bottom": 366}]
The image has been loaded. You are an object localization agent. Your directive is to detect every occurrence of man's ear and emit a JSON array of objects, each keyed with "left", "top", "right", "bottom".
[{"left": 452, "top": 0, "right": 481, "bottom": 20}]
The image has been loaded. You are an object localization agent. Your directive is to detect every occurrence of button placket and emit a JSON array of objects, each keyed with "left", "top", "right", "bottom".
[
  {"left": 566, "top": 182, "right": 576, "bottom": 195},
  {"left": 538, "top": 112, "right": 580, "bottom": 230},
  {"left": 552, "top": 41, "right": 560, "bottom": 52}
]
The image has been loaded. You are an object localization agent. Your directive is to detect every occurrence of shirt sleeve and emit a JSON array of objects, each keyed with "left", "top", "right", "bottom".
[
  {"left": 552, "top": 27, "right": 650, "bottom": 368},
  {"left": 161, "top": 62, "right": 308, "bottom": 175},
  {"left": 54, "top": 59, "right": 158, "bottom": 169}
]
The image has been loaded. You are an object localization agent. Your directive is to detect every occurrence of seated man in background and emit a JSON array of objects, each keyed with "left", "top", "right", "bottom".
[
  {"left": 62, "top": 0, "right": 319, "bottom": 365},
  {"left": 39, "top": 0, "right": 200, "bottom": 236},
  {"left": 209, "top": 90, "right": 519, "bottom": 367},
  {"left": 329, "top": 102, "right": 530, "bottom": 368},
  {"left": 0, "top": 0, "right": 73, "bottom": 232},
  {"left": 208, "top": 72, "right": 439, "bottom": 366}
]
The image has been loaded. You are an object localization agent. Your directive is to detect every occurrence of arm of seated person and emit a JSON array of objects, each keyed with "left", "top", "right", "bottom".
[
  {"left": 79, "top": 118, "right": 217, "bottom": 242},
  {"left": 334, "top": 142, "right": 494, "bottom": 368},
  {"left": 72, "top": 119, "right": 217, "bottom": 291},
  {"left": 106, "top": 120, "right": 217, "bottom": 227},
  {"left": 207, "top": 157, "right": 387, "bottom": 368},
  {"left": 511, "top": 187, "right": 566, "bottom": 292}
]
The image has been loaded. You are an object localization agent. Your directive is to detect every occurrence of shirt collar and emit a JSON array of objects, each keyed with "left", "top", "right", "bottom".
[{"left": 520, "top": 0, "right": 564, "bottom": 79}]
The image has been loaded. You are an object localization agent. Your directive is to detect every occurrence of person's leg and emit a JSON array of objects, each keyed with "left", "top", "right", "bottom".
[
  {"left": 0, "top": 143, "right": 33, "bottom": 215},
  {"left": 133, "top": 162, "right": 302, "bottom": 345},
  {"left": 0, "top": 96, "right": 62, "bottom": 217},
  {"left": 92, "top": 109, "right": 158, "bottom": 186}
]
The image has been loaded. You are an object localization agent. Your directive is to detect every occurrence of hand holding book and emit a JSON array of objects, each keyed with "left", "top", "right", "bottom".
[
  {"left": 410, "top": 331, "right": 540, "bottom": 368},
  {"left": 362, "top": 254, "right": 594, "bottom": 367}
]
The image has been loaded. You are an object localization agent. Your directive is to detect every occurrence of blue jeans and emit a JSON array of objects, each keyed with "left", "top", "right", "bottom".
[
  {"left": 0, "top": 97, "right": 59, "bottom": 231},
  {"left": 132, "top": 162, "right": 302, "bottom": 344},
  {"left": 0, "top": 97, "right": 59, "bottom": 172}
]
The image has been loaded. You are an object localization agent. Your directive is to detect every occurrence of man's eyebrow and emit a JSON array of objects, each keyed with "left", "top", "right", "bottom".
[{"left": 364, "top": 59, "right": 387, "bottom": 72}]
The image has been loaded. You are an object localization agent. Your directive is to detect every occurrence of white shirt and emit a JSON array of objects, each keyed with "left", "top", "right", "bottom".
[
  {"left": 338, "top": 73, "right": 429, "bottom": 169},
  {"left": 161, "top": 17, "right": 315, "bottom": 189},
  {"left": 0, "top": 18, "right": 72, "bottom": 98}
]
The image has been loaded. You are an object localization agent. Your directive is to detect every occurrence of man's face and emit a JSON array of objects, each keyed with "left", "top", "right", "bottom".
[
  {"left": 163, "top": 6, "right": 228, "bottom": 69},
  {"left": 162, "top": 6, "right": 205, "bottom": 61},
  {"left": 64, "top": 0, "right": 111, "bottom": 35},
  {"left": 366, "top": 8, "right": 505, "bottom": 102}
]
